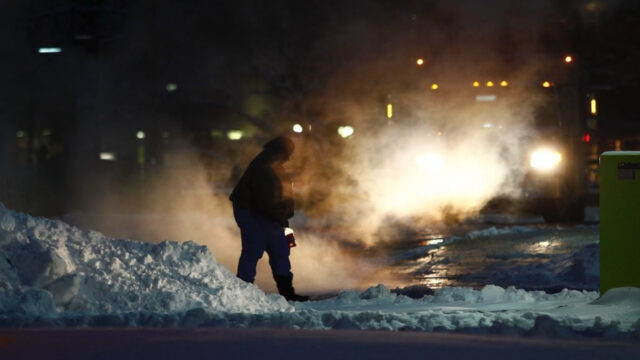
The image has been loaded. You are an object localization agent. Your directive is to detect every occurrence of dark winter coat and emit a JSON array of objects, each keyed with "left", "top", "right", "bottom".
[{"left": 229, "top": 148, "right": 294, "bottom": 227}]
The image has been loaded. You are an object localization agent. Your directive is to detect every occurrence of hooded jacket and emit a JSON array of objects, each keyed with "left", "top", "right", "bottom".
[{"left": 229, "top": 137, "right": 295, "bottom": 227}]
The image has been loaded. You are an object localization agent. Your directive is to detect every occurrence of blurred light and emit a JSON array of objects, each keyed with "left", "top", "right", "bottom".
[
  {"left": 166, "top": 83, "right": 178, "bottom": 92},
  {"left": 476, "top": 95, "right": 496, "bottom": 102},
  {"left": 590, "top": 98, "right": 597, "bottom": 115},
  {"left": 564, "top": 55, "right": 573, "bottom": 64},
  {"left": 16, "top": 130, "right": 25, "bottom": 138},
  {"left": 162, "top": 131, "right": 170, "bottom": 139},
  {"left": 416, "top": 58, "right": 425, "bottom": 66},
  {"left": 38, "top": 47, "right": 62, "bottom": 54},
  {"left": 42, "top": 129, "right": 52, "bottom": 136},
  {"left": 426, "top": 239, "right": 444, "bottom": 245},
  {"left": 482, "top": 123, "right": 494, "bottom": 128},
  {"left": 227, "top": 130, "right": 244, "bottom": 140},
  {"left": 486, "top": 81, "right": 494, "bottom": 87},
  {"left": 542, "top": 81, "right": 552, "bottom": 88},
  {"left": 337, "top": 126, "right": 354, "bottom": 138},
  {"left": 581, "top": 133, "right": 591, "bottom": 143},
  {"left": 99, "top": 152, "right": 117, "bottom": 161},
  {"left": 136, "top": 131, "right": 145, "bottom": 140},
  {"left": 415, "top": 153, "right": 444, "bottom": 172},
  {"left": 386, "top": 103, "right": 393, "bottom": 119},
  {"left": 472, "top": 81, "right": 480, "bottom": 87},
  {"left": 430, "top": 83, "right": 439, "bottom": 90},
  {"left": 437, "top": 131, "right": 443, "bottom": 136},
  {"left": 210, "top": 129, "right": 223, "bottom": 137},
  {"left": 500, "top": 80, "right": 508, "bottom": 87},
  {"left": 292, "top": 124, "right": 303, "bottom": 133},
  {"left": 530, "top": 148, "right": 563, "bottom": 172}
]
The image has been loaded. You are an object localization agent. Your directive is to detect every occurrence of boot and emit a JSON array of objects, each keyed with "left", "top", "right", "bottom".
[{"left": 273, "top": 273, "right": 310, "bottom": 302}]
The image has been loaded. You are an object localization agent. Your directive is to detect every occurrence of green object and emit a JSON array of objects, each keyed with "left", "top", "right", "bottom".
[{"left": 599, "top": 151, "right": 640, "bottom": 294}]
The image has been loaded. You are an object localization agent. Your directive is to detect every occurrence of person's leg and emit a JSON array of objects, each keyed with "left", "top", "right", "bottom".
[
  {"left": 234, "top": 206, "right": 267, "bottom": 283},
  {"left": 265, "top": 223, "right": 308, "bottom": 301},
  {"left": 265, "top": 224, "right": 291, "bottom": 277}
]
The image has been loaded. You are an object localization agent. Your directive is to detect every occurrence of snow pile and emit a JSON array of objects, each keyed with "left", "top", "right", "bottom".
[{"left": 0, "top": 203, "right": 291, "bottom": 320}]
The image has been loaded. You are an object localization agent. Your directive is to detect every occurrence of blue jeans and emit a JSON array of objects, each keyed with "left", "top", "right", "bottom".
[{"left": 233, "top": 205, "right": 291, "bottom": 283}]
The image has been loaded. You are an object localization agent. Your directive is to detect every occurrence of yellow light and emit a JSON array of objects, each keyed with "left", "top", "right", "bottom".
[
  {"left": 486, "top": 81, "right": 494, "bottom": 87},
  {"left": 292, "top": 124, "right": 303, "bottom": 133},
  {"left": 430, "top": 83, "right": 439, "bottom": 90},
  {"left": 542, "top": 81, "right": 551, "bottom": 88},
  {"left": 227, "top": 130, "right": 243, "bottom": 140},
  {"left": 500, "top": 80, "right": 508, "bottom": 87},
  {"left": 564, "top": 55, "right": 573, "bottom": 63},
  {"left": 337, "top": 126, "right": 354, "bottom": 138},
  {"left": 416, "top": 58, "right": 425, "bottom": 66},
  {"left": 590, "top": 99, "right": 597, "bottom": 115},
  {"left": 530, "top": 148, "right": 563, "bottom": 172},
  {"left": 386, "top": 103, "right": 393, "bottom": 119},
  {"left": 472, "top": 81, "right": 480, "bottom": 87}
]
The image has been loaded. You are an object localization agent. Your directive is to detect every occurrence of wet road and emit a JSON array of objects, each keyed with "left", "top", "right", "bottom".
[{"left": 387, "top": 224, "right": 599, "bottom": 292}]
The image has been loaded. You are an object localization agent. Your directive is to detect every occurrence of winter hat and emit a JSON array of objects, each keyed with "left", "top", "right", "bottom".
[{"left": 263, "top": 136, "right": 295, "bottom": 158}]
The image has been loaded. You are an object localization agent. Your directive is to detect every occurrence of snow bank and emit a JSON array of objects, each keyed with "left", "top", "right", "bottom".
[
  {"left": 0, "top": 203, "right": 291, "bottom": 320},
  {"left": 1, "top": 204, "right": 640, "bottom": 339}
]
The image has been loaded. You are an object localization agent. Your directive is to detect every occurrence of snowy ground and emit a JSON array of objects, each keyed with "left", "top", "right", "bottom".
[{"left": 2, "top": 203, "right": 640, "bottom": 340}]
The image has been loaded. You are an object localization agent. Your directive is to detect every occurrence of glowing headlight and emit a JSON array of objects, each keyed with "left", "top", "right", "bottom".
[
  {"left": 415, "top": 153, "right": 444, "bottom": 172},
  {"left": 530, "top": 148, "right": 562, "bottom": 171}
]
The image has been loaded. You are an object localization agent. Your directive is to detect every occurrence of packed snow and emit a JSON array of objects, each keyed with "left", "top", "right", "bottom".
[{"left": 1, "top": 204, "right": 640, "bottom": 339}]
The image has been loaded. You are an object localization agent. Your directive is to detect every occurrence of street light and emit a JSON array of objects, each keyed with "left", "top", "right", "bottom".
[
  {"left": 386, "top": 103, "right": 393, "bottom": 119},
  {"left": 500, "top": 80, "right": 508, "bottom": 87},
  {"left": 292, "top": 124, "right": 303, "bottom": 133},
  {"left": 472, "top": 81, "right": 480, "bottom": 87},
  {"left": 416, "top": 58, "right": 425, "bottom": 66},
  {"left": 430, "top": 83, "right": 439, "bottom": 90},
  {"left": 486, "top": 81, "right": 494, "bottom": 87},
  {"left": 542, "top": 81, "right": 552, "bottom": 88},
  {"left": 136, "top": 131, "right": 145, "bottom": 140},
  {"left": 564, "top": 55, "right": 574, "bottom": 64}
]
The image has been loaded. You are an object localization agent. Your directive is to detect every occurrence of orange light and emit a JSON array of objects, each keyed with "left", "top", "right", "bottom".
[
  {"left": 472, "top": 81, "right": 480, "bottom": 87},
  {"left": 416, "top": 58, "right": 425, "bottom": 66},
  {"left": 486, "top": 81, "right": 494, "bottom": 87},
  {"left": 500, "top": 80, "right": 508, "bottom": 87},
  {"left": 430, "top": 83, "right": 439, "bottom": 90},
  {"left": 542, "top": 81, "right": 552, "bottom": 88},
  {"left": 437, "top": 131, "right": 443, "bottom": 136},
  {"left": 564, "top": 55, "right": 573, "bottom": 64}
]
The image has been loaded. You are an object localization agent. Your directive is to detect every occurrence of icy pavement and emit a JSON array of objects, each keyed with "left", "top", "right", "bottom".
[
  {"left": 1, "top": 204, "right": 640, "bottom": 339},
  {"left": 389, "top": 224, "right": 600, "bottom": 292}
]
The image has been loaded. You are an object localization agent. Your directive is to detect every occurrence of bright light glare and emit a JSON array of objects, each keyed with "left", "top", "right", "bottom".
[
  {"left": 414, "top": 153, "right": 444, "bottom": 172},
  {"left": 482, "top": 123, "right": 494, "bottom": 128},
  {"left": 426, "top": 239, "right": 444, "bottom": 246},
  {"left": 136, "top": 131, "right": 145, "bottom": 139},
  {"left": 590, "top": 99, "right": 597, "bottom": 115},
  {"left": 542, "top": 81, "right": 551, "bottom": 88},
  {"left": 486, "top": 81, "right": 494, "bottom": 87},
  {"left": 386, "top": 103, "right": 393, "bottom": 118},
  {"left": 227, "top": 130, "right": 244, "bottom": 140},
  {"left": 430, "top": 83, "right": 439, "bottom": 90},
  {"left": 472, "top": 81, "right": 480, "bottom": 87},
  {"left": 38, "top": 47, "right": 62, "bottom": 54},
  {"left": 500, "top": 80, "right": 508, "bottom": 87},
  {"left": 416, "top": 58, "right": 425, "bottom": 66},
  {"left": 99, "top": 152, "right": 117, "bottom": 161},
  {"left": 564, "top": 55, "right": 573, "bottom": 63},
  {"left": 338, "top": 126, "right": 354, "bottom": 138},
  {"left": 530, "top": 148, "right": 562, "bottom": 172},
  {"left": 293, "top": 124, "right": 303, "bottom": 133}
]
